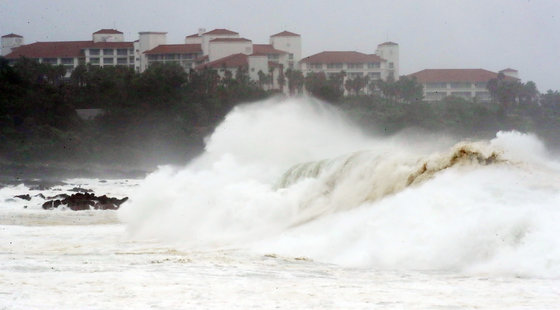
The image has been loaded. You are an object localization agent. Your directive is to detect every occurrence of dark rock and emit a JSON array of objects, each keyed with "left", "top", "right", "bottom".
[
  {"left": 46, "top": 193, "right": 69, "bottom": 200},
  {"left": 64, "top": 192, "right": 96, "bottom": 210},
  {"left": 34, "top": 193, "right": 46, "bottom": 199},
  {"left": 42, "top": 199, "right": 62, "bottom": 210},
  {"left": 15, "top": 194, "right": 31, "bottom": 201},
  {"left": 41, "top": 192, "right": 128, "bottom": 211},
  {"left": 93, "top": 195, "right": 128, "bottom": 210},
  {"left": 69, "top": 187, "right": 93, "bottom": 193}
]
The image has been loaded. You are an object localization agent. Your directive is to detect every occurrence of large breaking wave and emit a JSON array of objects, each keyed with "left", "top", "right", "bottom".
[{"left": 119, "top": 97, "right": 560, "bottom": 277}]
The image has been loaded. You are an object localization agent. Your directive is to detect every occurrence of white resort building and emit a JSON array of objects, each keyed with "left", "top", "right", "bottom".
[
  {"left": 2, "top": 28, "right": 301, "bottom": 91},
  {"left": 3, "top": 27, "right": 525, "bottom": 101},
  {"left": 408, "top": 68, "right": 520, "bottom": 102},
  {"left": 2, "top": 29, "right": 136, "bottom": 75},
  {"left": 300, "top": 42, "right": 399, "bottom": 82}
]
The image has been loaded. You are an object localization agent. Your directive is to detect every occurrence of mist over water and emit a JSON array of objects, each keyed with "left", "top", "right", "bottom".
[{"left": 119, "top": 97, "right": 560, "bottom": 277}]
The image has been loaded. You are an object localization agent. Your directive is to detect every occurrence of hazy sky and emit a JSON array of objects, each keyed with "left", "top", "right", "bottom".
[{"left": 1, "top": 0, "right": 558, "bottom": 90}]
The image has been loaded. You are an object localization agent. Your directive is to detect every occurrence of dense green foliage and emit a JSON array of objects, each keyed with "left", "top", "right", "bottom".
[
  {"left": 0, "top": 57, "right": 269, "bottom": 166},
  {"left": 1, "top": 58, "right": 559, "bottom": 169},
  {"left": 339, "top": 94, "right": 560, "bottom": 149}
]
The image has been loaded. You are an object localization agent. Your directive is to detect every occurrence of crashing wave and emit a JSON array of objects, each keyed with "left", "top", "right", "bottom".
[{"left": 277, "top": 141, "right": 504, "bottom": 225}]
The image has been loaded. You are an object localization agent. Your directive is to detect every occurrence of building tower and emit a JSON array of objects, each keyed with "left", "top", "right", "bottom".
[
  {"left": 499, "top": 68, "right": 519, "bottom": 79},
  {"left": 92, "top": 29, "right": 124, "bottom": 43},
  {"left": 270, "top": 31, "right": 301, "bottom": 70},
  {"left": 1, "top": 33, "right": 24, "bottom": 56},
  {"left": 137, "top": 32, "right": 167, "bottom": 72},
  {"left": 375, "top": 42, "right": 399, "bottom": 80}
]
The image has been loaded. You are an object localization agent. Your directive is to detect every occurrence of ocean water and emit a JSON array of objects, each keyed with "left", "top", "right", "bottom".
[{"left": 2, "top": 98, "right": 560, "bottom": 309}]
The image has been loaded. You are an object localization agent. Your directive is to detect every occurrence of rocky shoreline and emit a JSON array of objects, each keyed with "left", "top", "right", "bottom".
[
  {"left": 41, "top": 192, "right": 128, "bottom": 211},
  {"left": 12, "top": 185, "right": 129, "bottom": 211}
]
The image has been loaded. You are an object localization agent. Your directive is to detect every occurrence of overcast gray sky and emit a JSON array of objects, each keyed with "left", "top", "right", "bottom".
[{"left": 1, "top": 0, "right": 558, "bottom": 90}]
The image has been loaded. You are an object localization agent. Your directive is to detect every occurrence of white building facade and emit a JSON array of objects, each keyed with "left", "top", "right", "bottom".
[
  {"left": 409, "top": 68, "right": 520, "bottom": 102},
  {"left": 269, "top": 31, "right": 302, "bottom": 69},
  {"left": 2, "top": 28, "right": 301, "bottom": 91},
  {"left": 1, "top": 33, "right": 24, "bottom": 56},
  {"left": 3, "top": 29, "right": 135, "bottom": 75},
  {"left": 299, "top": 41, "right": 399, "bottom": 90}
]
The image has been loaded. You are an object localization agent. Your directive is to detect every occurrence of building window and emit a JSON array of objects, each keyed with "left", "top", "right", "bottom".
[
  {"left": 347, "top": 63, "right": 363, "bottom": 69},
  {"left": 117, "top": 49, "right": 128, "bottom": 56},
  {"left": 475, "top": 82, "right": 487, "bottom": 89},
  {"left": 129, "top": 56, "right": 135, "bottom": 63},
  {"left": 348, "top": 72, "right": 364, "bottom": 78},
  {"left": 164, "top": 54, "right": 176, "bottom": 60},
  {"left": 451, "top": 91, "right": 472, "bottom": 98},
  {"left": 117, "top": 58, "right": 127, "bottom": 65},
  {"left": 89, "top": 58, "right": 100, "bottom": 64},
  {"left": 310, "top": 63, "right": 323, "bottom": 69},
  {"left": 268, "top": 54, "right": 280, "bottom": 61},
  {"left": 61, "top": 58, "right": 74, "bottom": 65},
  {"left": 327, "top": 63, "right": 343, "bottom": 69},
  {"left": 389, "top": 62, "right": 394, "bottom": 69},
  {"left": 89, "top": 49, "right": 100, "bottom": 56},
  {"left": 426, "top": 82, "right": 447, "bottom": 89},
  {"left": 450, "top": 82, "right": 471, "bottom": 89},
  {"left": 367, "top": 62, "right": 380, "bottom": 69},
  {"left": 103, "top": 49, "right": 114, "bottom": 55},
  {"left": 368, "top": 72, "right": 381, "bottom": 80},
  {"left": 103, "top": 57, "right": 114, "bottom": 64},
  {"left": 327, "top": 72, "right": 341, "bottom": 79},
  {"left": 289, "top": 54, "right": 294, "bottom": 60},
  {"left": 182, "top": 54, "right": 192, "bottom": 60},
  {"left": 42, "top": 58, "right": 57, "bottom": 64}
]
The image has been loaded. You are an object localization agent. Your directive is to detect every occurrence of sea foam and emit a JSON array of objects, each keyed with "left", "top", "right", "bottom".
[{"left": 119, "top": 97, "right": 560, "bottom": 276}]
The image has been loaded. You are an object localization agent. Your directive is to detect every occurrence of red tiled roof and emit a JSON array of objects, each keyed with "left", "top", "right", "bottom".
[
  {"left": 203, "top": 28, "right": 238, "bottom": 35},
  {"left": 210, "top": 38, "right": 251, "bottom": 43},
  {"left": 195, "top": 53, "right": 248, "bottom": 70},
  {"left": 144, "top": 44, "right": 202, "bottom": 54},
  {"left": 186, "top": 33, "right": 200, "bottom": 38},
  {"left": 2, "top": 33, "right": 23, "bottom": 38},
  {"left": 409, "top": 69, "right": 518, "bottom": 83},
  {"left": 252, "top": 44, "right": 288, "bottom": 55},
  {"left": 5, "top": 40, "right": 134, "bottom": 59},
  {"left": 5, "top": 41, "right": 92, "bottom": 58},
  {"left": 93, "top": 29, "right": 123, "bottom": 34},
  {"left": 379, "top": 41, "right": 398, "bottom": 46},
  {"left": 271, "top": 31, "right": 300, "bottom": 37},
  {"left": 300, "top": 51, "right": 385, "bottom": 64}
]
